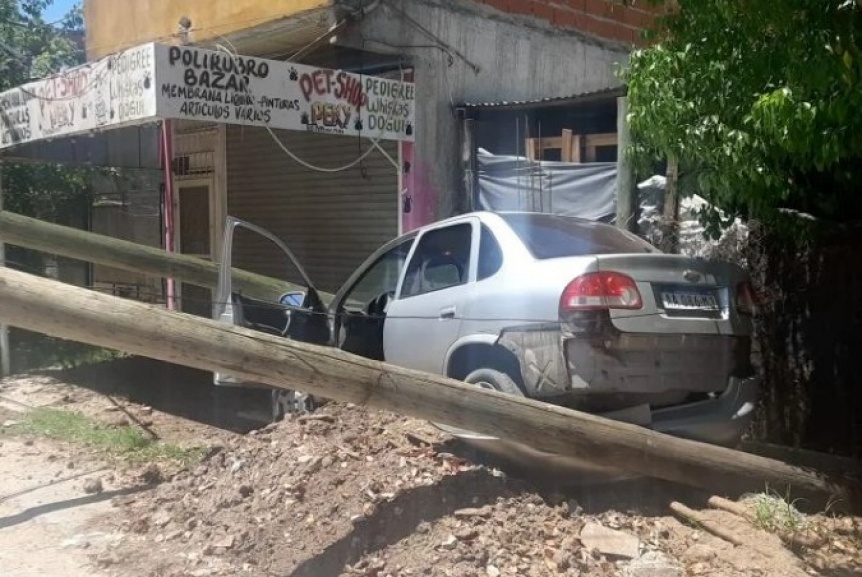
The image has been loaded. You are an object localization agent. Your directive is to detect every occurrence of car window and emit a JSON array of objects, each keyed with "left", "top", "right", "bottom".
[
  {"left": 340, "top": 240, "right": 414, "bottom": 311},
  {"left": 499, "top": 213, "right": 658, "bottom": 259},
  {"left": 401, "top": 223, "right": 472, "bottom": 298},
  {"left": 477, "top": 224, "right": 503, "bottom": 280}
]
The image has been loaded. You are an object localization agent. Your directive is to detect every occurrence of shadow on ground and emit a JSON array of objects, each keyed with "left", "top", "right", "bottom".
[
  {"left": 35, "top": 356, "right": 272, "bottom": 434},
  {"left": 0, "top": 484, "right": 153, "bottom": 530},
  {"left": 284, "top": 469, "right": 512, "bottom": 577}
]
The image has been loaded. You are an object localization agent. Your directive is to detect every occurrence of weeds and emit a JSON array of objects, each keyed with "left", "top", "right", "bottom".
[
  {"left": 5, "top": 407, "right": 205, "bottom": 467},
  {"left": 745, "top": 488, "right": 809, "bottom": 534}
]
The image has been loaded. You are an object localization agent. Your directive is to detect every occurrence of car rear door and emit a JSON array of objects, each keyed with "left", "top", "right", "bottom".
[{"left": 383, "top": 218, "right": 479, "bottom": 375}]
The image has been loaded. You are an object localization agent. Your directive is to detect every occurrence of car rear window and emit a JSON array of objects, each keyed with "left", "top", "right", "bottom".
[{"left": 499, "top": 213, "right": 658, "bottom": 259}]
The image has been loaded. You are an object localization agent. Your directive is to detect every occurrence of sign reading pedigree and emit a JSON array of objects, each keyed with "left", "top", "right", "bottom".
[
  {"left": 153, "top": 44, "right": 415, "bottom": 142},
  {"left": 0, "top": 43, "right": 157, "bottom": 149}
]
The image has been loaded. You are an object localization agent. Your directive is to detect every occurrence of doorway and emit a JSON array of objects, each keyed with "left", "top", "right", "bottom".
[{"left": 176, "top": 181, "right": 213, "bottom": 317}]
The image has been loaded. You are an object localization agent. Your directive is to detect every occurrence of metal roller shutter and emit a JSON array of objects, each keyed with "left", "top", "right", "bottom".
[{"left": 226, "top": 126, "right": 398, "bottom": 293}]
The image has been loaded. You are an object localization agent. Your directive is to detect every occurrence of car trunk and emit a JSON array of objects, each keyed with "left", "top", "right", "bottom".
[
  {"left": 560, "top": 254, "right": 751, "bottom": 408},
  {"left": 594, "top": 253, "right": 744, "bottom": 335}
]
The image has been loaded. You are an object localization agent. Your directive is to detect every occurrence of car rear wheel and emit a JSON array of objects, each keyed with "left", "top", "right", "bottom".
[{"left": 464, "top": 368, "right": 524, "bottom": 397}]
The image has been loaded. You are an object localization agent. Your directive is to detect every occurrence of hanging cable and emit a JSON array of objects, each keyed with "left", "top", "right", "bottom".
[{"left": 213, "top": 36, "right": 407, "bottom": 174}]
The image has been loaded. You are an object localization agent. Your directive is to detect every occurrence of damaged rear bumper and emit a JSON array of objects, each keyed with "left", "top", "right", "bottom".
[
  {"left": 496, "top": 323, "right": 758, "bottom": 447},
  {"left": 649, "top": 375, "right": 758, "bottom": 446}
]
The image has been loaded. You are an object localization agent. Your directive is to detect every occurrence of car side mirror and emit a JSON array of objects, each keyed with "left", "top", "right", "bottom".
[{"left": 279, "top": 291, "right": 306, "bottom": 308}]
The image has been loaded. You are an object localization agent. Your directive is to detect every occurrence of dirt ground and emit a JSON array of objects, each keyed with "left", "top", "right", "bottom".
[{"left": 1, "top": 357, "right": 860, "bottom": 577}]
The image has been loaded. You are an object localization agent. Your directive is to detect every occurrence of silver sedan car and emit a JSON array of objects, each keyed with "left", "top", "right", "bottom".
[{"left": 214, "top": 211, "right": 759, "bottom": 447}]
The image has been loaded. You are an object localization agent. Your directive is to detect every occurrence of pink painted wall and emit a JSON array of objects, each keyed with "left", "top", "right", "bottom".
[{"left": 399, "top": 70, "right": 438, "bottom": 233}]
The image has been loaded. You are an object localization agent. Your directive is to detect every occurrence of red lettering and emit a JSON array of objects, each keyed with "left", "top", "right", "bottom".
[
  {"left": 299, "top": 73, "right": 314, "bottom": 101},
  {"left": 312, "top": 70, "right": 326, "bottom": 96}
]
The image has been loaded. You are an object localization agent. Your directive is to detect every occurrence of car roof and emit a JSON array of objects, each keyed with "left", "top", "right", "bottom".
[{"left": 401, "top": 210, "right": 609, "bottom": 236}]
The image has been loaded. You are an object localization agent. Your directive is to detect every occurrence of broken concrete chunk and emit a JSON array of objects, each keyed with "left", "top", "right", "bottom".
[
  {"left": 579, "top": 521, "right": 640, "bottom": 559},
  {"left": 83, "top": 478, "right": 104, "bottom": 494},
  {"left": 622, "top": 551, "right": 684, "bottom": 577},
  {"left": 212, "top": 534, "right": 235, "bottom": 549}
]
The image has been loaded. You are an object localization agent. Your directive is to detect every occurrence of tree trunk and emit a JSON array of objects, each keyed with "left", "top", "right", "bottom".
[{"left": 660, "top": 156, "right": 681, "bottom": 253}]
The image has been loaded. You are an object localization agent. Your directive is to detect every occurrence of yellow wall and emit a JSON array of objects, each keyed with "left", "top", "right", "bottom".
[{"left": 84, "top": 0, "right": 330, "bottom": 58}]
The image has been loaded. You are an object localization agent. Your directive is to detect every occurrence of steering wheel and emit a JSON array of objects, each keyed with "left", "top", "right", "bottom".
[{"left": 366, "top": 291, "right": 394, "bottom": 317}]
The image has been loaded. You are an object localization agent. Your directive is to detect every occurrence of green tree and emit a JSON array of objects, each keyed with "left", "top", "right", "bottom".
[
  {"left": 1, "top": 0, "right": 89, "bottom": 220},
  {"left": 623, "top": 0, "right": 862, "bottom": 233}
]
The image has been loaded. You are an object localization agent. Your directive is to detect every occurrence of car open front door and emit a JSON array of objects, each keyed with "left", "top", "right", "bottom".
[{"left": 213, "top": 217, "right": 329, "bottom": 413}]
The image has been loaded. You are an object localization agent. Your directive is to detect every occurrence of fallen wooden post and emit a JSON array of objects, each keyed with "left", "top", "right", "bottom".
[
  {"left": 0, "top": 267, "right": 858, "bottom": 512},
  {"left": 0, "top": 210, "right": 329, "bottom": 304}
]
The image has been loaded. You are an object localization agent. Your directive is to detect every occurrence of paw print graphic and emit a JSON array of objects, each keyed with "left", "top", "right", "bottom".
[
  {"left": 354, "top": 118, "right": 363, "bottom": 131},
  {"left": 289, "top": 67, "right": 298, "bottom": 81},
  {"left": 143, "top": 72, "right": 151, "bottom": 90},
  {"left": 405, "top": 123, "right": 413, "bottom": 136},
  {"left": 300, "top": 111, "right": 309, "bottom": 124}
]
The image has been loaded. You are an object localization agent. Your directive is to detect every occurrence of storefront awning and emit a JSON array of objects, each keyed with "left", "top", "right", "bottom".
[{"left": 0, "top": 40, "right": 416, "bottom": 163}]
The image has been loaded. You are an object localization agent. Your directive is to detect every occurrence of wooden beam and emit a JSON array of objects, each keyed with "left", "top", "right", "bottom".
[
  {"left": 0, "top": 266, "right": 857, "bottom": 512},
  {"left": 584, "top": 132, "right": 618, "bottom": 162},
  {"left": 0, "top": 210, "right": 328, "bottom": 304}
]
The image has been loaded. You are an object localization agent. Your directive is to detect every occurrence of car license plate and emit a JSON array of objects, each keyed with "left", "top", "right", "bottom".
[{"left": 661, "top": 290, "right": 719, "bottom": 311}]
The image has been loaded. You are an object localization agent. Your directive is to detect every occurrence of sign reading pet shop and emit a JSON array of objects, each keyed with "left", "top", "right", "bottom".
[{"left": 154, "top": 44, "right": 415, "bottom": 142}]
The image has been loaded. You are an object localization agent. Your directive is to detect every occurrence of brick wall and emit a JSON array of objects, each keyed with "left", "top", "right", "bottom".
[{"left": 475, "top": 0, "right": 664, "bottom": 45}]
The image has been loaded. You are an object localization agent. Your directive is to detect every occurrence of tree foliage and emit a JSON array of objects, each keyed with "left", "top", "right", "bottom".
[
  {"left": 1, "top": 0, "right": 90, "bottom": 220},
  {"left": 623, "top": 0, "right": 862, "bottom": 232}
]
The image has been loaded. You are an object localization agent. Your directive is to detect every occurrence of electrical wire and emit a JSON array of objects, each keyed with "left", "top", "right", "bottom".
[{"left": 212, "top": 37, "right": 409, "bottom": 174}]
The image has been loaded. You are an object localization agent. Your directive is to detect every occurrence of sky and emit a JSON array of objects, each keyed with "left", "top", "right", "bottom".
[{"left": 41, "top": 0, "right": 80, "bottom": 24}]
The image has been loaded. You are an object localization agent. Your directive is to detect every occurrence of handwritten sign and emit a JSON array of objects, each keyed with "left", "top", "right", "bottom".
[
  {"left": 0, "top": 42, "right": 416, "bottom": 151},
  {"left": 0, "top": 43, "right": 157, "bottom": 149},
  {"left": 153, "top": 44, "right": 415, "bottom": 142}
]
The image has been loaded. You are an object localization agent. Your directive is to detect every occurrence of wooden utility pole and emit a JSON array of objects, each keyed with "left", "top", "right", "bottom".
[
  {"left": 0, "top": 266, "right": 857, "bottom": 511},
  {"left": 615, "top": 96, "right": 637, "bottom": 232},
  {"left": 0, "top": 210, "right": 328, "bottom": 304}
]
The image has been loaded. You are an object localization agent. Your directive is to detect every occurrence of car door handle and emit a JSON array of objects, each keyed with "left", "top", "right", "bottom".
[{"left": 439, "top": 306, "right": 456, "bottom": 319}]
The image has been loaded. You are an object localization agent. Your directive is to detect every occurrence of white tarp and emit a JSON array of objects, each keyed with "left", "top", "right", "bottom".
[
  {"left": 0, "top": 42, "right": 416, "bottom": 150},
  {"left": 475, "top": 149, "right": 747, "bottom": 259},
  {"left": 475, "top": 148, "right": 617, "bottom": 222}
]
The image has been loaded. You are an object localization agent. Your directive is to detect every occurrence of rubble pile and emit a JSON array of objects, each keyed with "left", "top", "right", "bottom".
[
  {"left": 110, "top": 404, "right": 675, "bottom": 576},
  {"left": 106, "top": 403, "right": 855, "bottom": 577}
]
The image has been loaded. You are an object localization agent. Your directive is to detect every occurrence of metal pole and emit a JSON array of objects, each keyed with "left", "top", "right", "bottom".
[
  {"left": 0, "top": 160, "right": 10, "bottom": 376},
  {"left": 161, "top": 119, "right": 177, "bottom": 310}
]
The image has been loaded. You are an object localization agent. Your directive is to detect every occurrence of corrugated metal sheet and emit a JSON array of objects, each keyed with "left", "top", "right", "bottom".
[
  {"left": 459, "top": 86, "right": 624, "bottom": 111},
  {"left": 226, "top": 126, "right": 398, "bottom": 293}
]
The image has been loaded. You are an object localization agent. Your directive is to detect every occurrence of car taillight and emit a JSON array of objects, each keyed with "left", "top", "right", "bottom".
[
  {"left": 560, "top": 271, "right": 643, "bottom": 313},
  {"left": 736, "top": 281, "right": 759, "bottom": 316}
]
